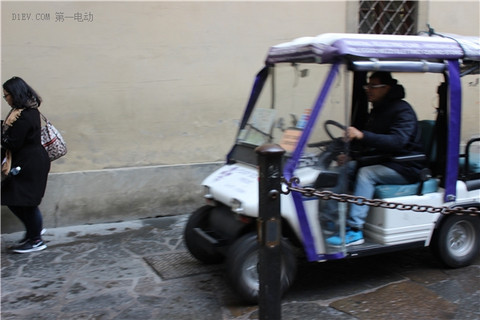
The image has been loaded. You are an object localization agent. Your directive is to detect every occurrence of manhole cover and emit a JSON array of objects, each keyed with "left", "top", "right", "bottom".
[{"left": 144, "top": 252, "right": 222, "bottom": 280}]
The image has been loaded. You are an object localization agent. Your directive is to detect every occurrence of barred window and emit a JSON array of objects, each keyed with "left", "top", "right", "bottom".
[{"left": 358, "top": 1, "right": 418, "bottom": 35}]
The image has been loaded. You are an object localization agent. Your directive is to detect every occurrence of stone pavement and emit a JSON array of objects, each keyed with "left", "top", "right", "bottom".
[{"left": 1, "top": 214, "right": 479, "bottom": 320}]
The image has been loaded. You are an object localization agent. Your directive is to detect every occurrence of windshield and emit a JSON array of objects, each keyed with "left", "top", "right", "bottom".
[{"left": 230, "top": 63, "right": 348, "bottom": 166}]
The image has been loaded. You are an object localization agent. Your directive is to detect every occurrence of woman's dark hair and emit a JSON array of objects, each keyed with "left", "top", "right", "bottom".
[
  {"left": 3, "top": 76, "right": 42, "bottom": 108},
  {"left": 369, "top": 71, "right": 398, "bottom": 86}
]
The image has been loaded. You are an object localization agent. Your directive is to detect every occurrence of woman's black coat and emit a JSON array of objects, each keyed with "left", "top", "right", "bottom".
[{"left": 1, "top": 108, "right": 50, "bottom": 206}]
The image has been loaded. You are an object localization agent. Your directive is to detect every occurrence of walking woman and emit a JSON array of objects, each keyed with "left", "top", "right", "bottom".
[{"left": 2, "top": 77, "right": 50, "bottom": 253}]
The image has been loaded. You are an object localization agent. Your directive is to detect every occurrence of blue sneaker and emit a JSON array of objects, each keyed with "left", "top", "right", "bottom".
[{"left": 326, "top": 229, "right": 364, "bottom": 246}]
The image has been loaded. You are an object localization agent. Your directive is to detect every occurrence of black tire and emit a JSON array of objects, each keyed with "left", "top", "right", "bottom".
[
  {"left": 431, "top": 214, "right": 480, "bottom": 268},
  {"left": 184, "top": 206, "right": 224, "bottom": 264},
  {"left": 225, "top": 232, "right": 296, "bottom": 304}
]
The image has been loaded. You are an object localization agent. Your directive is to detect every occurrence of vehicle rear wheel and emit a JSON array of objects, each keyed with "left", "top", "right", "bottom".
[
  {"left": 431, "top": 214, "right": 480, "bottom": 268},
  {"left": 225, "top": 232, "right": 296, "bottom": 304},
  {"left": 184, "top": 206, "right": 224, "bottom": 264}
]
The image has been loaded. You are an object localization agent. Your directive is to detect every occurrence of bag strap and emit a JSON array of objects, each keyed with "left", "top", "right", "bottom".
[{"left": 39, "top": 112, "right": 50, "bottom": 125}]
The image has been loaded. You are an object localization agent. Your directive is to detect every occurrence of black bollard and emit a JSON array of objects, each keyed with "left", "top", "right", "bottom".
[{"left": 256, "top": 143, "right": 285, "bottom": 320}]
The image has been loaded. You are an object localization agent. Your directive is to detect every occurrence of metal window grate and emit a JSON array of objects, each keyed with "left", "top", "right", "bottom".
[{"left": 358, "top": 1, "right": 417, "bottom": 35}]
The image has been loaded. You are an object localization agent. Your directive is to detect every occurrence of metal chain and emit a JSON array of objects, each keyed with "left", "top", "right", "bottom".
[{"left": 281, "top": 177, "right": 480, "bottom": 216}]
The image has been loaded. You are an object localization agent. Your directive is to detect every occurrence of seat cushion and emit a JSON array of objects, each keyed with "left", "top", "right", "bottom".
[
  {"left": 459, "top": 152, "right": 480, "bottom": 173},
  {"left": 374, "top": 178, "right": 439, "bottom": 198}
]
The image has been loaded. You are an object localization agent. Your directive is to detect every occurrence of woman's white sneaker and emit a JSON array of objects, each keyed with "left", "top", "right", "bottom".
[{"left": 12, "top": 239, "right": 47, "bottom": 253}]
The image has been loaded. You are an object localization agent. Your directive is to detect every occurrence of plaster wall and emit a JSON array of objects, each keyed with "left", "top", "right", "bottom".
[
  {"left": 1, "top": 1, "right": 347, "bottom": 232},
  {"left": 1, "top": 1, "right": 478, "bottom": 232}
]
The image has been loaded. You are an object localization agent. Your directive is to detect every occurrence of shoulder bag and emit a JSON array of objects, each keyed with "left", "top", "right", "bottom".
[{"left": 40, "top": 113, "right": 67, "bottom": 161}]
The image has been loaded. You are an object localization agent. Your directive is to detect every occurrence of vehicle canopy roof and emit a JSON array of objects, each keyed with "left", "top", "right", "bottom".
[{"left": 266, "top": 33, "right": 480, "bottom": 72}]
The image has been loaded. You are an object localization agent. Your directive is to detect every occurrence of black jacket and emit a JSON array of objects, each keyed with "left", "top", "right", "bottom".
[
  {"left": 1, "top": 108, "right": 50, "bottom": 206},
  {"left": 355, "top": 84, "right": 425, "bottom": 183}
]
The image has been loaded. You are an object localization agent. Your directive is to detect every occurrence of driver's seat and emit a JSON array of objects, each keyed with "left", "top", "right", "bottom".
[{"left": 373, "top": 120, "right": 439, "bottom": 198}]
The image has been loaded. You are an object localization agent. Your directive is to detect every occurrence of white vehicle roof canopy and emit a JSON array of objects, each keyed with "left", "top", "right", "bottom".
[{"left": 266, "top": 33, "right": 480, "bottom": 65}]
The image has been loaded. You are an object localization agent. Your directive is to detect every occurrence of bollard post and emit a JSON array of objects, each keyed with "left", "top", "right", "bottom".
[{"left": 256, "top": 143, "right": 285, "bottom": 320}]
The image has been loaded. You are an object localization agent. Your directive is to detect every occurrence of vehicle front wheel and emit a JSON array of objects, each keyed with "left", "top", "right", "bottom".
[
  {"left": 225, "top": 232, "right": 297, "bottom": 304},
  {"left": 431, "top": 214, "right": 480, "bottom": 268},
  {"left": 184, "top": 206, "right": 224, "bottom": 264}
]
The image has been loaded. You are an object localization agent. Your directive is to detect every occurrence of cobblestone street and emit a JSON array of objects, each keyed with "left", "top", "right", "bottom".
[{"left": 1, "top": 214, "right": 479, "bottom": 319}]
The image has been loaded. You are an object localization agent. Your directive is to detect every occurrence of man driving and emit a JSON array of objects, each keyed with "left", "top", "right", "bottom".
[{"left": 323, "top": 71, "right": 426, "bottom": 246}]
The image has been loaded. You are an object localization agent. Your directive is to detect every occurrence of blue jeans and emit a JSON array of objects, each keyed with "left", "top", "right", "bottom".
[{"left": 320, "top": 162, "right": 408, "bottom": 229}]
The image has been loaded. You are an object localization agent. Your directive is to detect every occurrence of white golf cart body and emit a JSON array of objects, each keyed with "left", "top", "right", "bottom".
[{"left": 185, "top": 32, "right": 480, "bottom": 302}]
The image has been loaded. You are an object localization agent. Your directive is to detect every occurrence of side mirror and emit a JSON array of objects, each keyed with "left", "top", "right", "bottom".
[{"left": 314, "top": 171, "right": 339, "bottom": 189}]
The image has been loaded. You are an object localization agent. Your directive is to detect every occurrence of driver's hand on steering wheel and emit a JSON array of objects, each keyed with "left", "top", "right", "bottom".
[{"left": 346, "top": 126, "right": 364, "bottom": 141}]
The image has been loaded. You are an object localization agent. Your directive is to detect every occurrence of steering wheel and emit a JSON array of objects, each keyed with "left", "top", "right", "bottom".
[
  {"left": 308, "top": 120, "right": 347, "bottom": 148},
  {"left": 307, "top": 120, "right": 347, "bottom": 169},
  {"left": 324, "top": 120, "right": 347, "bottom": 140}
]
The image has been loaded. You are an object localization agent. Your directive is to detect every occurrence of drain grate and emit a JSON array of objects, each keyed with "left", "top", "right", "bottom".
[{"left": 144, "top": 252, "right": 222, "bottom": 280}]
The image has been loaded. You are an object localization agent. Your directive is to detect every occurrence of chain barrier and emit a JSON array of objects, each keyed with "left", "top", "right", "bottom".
[{"left": 281, "top": 177, "right": 480, "bottom": 216}]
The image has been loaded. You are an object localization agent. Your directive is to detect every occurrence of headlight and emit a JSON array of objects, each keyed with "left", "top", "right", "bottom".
[
  {"left": 203, "top": 186, "right": 212, "bottom": 199},
  {"left": 203, "top": 186, "right": 216, "bottom": 206},
  {"left": 231, "top": 198, "right": 245, "bottom": 214}
]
